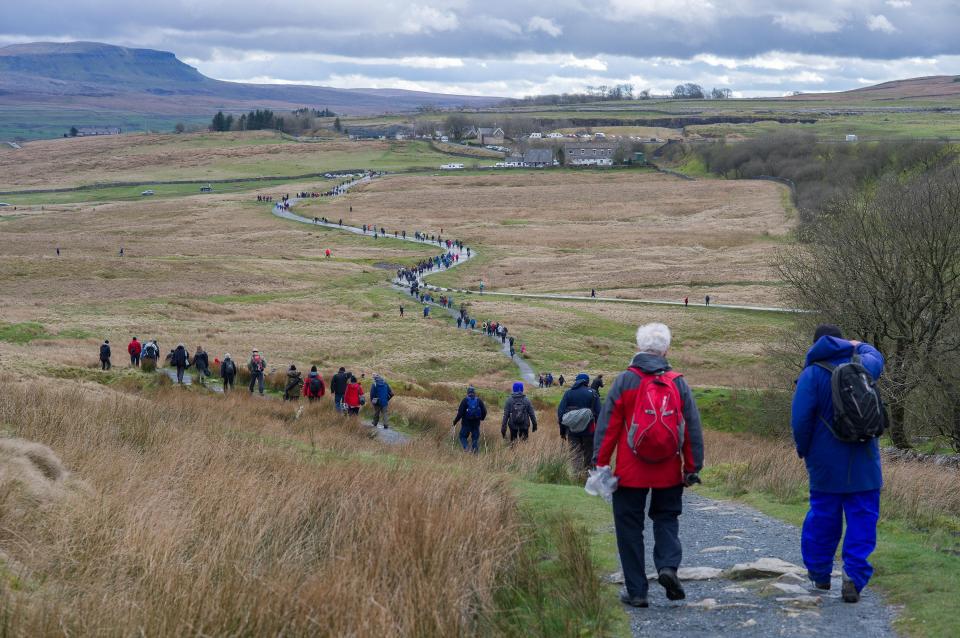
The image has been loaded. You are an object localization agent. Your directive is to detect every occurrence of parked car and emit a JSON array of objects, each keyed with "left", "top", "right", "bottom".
[
  {"left": 0, "top": 202, "right": 10, "bottom": 207},
  {"left": 141, "top": 190, "right": 155, "bottom": 196},
  {"left": 440, "top": 163, "right": 464, "bottom": 170},
  {"left": 200, "top": 185, "right": 213, "bottom": 192}
]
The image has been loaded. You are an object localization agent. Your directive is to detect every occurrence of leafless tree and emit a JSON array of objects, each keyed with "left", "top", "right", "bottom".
[
  {"left": 443, "top": 114, "right": 473, "bottom": 140},
  {"left": 778, "top": 167, "right": 960, "bottom": 448}
]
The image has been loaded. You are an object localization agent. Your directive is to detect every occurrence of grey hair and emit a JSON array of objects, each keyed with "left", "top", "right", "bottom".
[{"left": 635, "top": 323, "right": 672, "bottom": 356}]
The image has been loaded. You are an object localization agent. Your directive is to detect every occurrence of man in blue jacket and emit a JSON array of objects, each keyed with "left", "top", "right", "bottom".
[
  {"left": 791, "top": 323, "right": 885, "bottom": 603},
  {"left": 369, "top": 374, "right": 394, "bottom": 429}
]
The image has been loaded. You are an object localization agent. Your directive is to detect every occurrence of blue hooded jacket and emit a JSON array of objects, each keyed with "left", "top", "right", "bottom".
[
  {"left": 370, "top": 376, "right": 393, "bottom": 407},
  {"left": 791, "top": 336, "right": 885, "bottom": 493}
]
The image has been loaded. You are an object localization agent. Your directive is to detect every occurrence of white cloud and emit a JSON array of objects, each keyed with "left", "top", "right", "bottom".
[
  {"left": 885, "top": 0, "right": 911, "bottom": 7},
  {"left": 512, "top": 52, "right": 607, "bottom": 71},
  {"left": 399, "top": 5, "right": 460, "bottom": 35},
  {"left": 473, "top": 16, "right": 523, "bottom": 36},
  {"left": 867, "top": 14, "right": 896, "bottom": 33},
  {"left": 772, "top": 11, "right": 844, "bottom": 33},
  {"left": 527, "top": 16, "right": 562, "bottom": 37},
  {"left": 607, "top": 0, "right": 717, "bottom": 22}
]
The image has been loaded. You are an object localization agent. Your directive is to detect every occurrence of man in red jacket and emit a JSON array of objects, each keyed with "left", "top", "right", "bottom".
[
  {"left": 127, "top": 337, "right": 142, "bottom": 368},
  {"left": 593, "top": 322, "right": 704, "bottom": 608}
]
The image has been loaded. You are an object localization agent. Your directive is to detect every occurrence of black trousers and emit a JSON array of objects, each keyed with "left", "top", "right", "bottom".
[
  {"left": 508, "top": 428, "right": 529, "bottom": 443},
  {"left": 223, "top": 376, "right": 235, "bottom": 391},
  {"left": 101, "top": 358, "right": 110, "bottom": 370},
  {"left": 568, "top": 434, "right": 594, "bottom": 474},
  {"left": 612, "top": 485, "right": 684, "bottom": 598}
]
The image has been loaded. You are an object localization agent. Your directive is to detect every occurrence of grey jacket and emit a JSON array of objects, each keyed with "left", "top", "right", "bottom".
[{"left": 501, "top": 392, "right": 538, "bottom": 431}]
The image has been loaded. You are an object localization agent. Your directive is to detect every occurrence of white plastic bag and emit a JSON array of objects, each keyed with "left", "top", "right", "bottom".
[{"left": 585, "top": 466, "right": 619, "bottom": 503}]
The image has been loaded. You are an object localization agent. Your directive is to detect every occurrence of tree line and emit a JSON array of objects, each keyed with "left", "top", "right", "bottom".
[
  {"left": 660, "top": 133, "right": 951, "bottom": 223},
  {"left": 210, "top": 108, "right": 340, "bottom": 135},
  {"left": 500, "top": 83, "right": 733, "bottom": 106},
  {"left": 691, "top": 133, "right": 960, "bottom": 450}
]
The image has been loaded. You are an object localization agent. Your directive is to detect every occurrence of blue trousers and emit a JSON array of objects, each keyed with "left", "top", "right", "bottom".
[
  {"left": 459, "top": 423, "right": 480, "bottom": 452},
  {"left": 801, "top": 489, "right": 880, "bottom": 592}
]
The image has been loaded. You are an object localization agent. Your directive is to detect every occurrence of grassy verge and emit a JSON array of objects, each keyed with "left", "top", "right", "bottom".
[{"left": 507, "top": 480, "right": 628, "bottom": 637}]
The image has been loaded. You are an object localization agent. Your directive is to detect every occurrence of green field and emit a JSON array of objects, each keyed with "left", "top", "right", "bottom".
[{"left": 0, "top": 106, "right": 211, "bottom": 140}]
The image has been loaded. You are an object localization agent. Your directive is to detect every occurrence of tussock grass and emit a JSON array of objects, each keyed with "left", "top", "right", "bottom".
[
  {"left": 0, "top": 379, "right": 525, "bottom": 636},
  {"left": 703, "top": 430, "right": 960, "bottom": 529}
]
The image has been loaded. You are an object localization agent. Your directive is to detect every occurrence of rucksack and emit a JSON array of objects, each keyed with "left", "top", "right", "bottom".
[
  {"left": 626, "top": 369, "right": 685, "bottom": 463},
  {"left": 465, "top": 396, "right": 482, "bottom": 420},
  {"left": 509, "top": 396, "right": 529, "bottom": 429},
  {"left": 100, "top": 344, "right": 110, "bottom": 359},
  {"left": 562, "top": 408, "right": 594, "bottom": 435},
  {"left": 223, "top": 360, "right": 236, "bottom": 377},
  {"left": 814, "top": 354, "right": 887, "bottom": 443},
  {"left": 309, "top": 377, "right": 323, "bottom": 396}
]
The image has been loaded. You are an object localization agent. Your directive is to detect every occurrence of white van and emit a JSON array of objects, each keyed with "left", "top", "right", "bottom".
[{"left": 440, "top": 163, "right": 464, "bottom": 170}]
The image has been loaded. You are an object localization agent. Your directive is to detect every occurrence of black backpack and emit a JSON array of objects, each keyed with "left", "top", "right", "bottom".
[
  {"left": 815, "top": 354, "right": 888, "bottom": 443},
  {"left": 509, "top": 396, "right": 529, "bottom": 430},
  {"left": 309, "top": 377, "right": 322, "bottom": 396}
]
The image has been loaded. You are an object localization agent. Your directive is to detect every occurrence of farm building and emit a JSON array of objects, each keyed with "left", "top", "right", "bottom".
[
  {"left": 76, "top": 127, "right": 121, "bottom": 136},
  {"left": 523, "top": 148, "right": 554, "bottom": 167},
  {"left": 563, "top": 142, "right": 617, "bottom": 166},
  {"left": 471, "top": 127, "right": 505, "bottom": 145}
]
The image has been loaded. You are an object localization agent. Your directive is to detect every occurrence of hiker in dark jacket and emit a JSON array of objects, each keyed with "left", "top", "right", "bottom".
[
  {"left": 171, "top": 344, "right": 190, "bottom": 385},
  {"left": 594, "top": 323, "right": 704, "bottom": 608},
  {"left": 453, "top": 386, "right": 488, "bottom": 453},
  {"left": 590, "top": 374, "right": 604, "bottom": 394},
  {"left": 558, "top": 373, "right": 602, "bottom": 475},
  {"left": 791, "top": 324, "right": 885, "bottom": 603},
  {"left": 369, "top": 375, "right": 394, "bottom": 428},
  {"left": 142, "top": 340, "right": 159, "bottom": 362},
  {"left": 193, "top": 346, "right": 210, "bottom": 386},
  {"left": 220, "top": 353, "right": 237, "bottom": 391},
  {"left": 248, "top": 349, "right": 266, "bottom": 395},
  {"left": 501, "top": 382, "right": 537, "bottom": 443},
  {"left": 558, "top": 374, "right": 565, "bottom": 388},
  {"left": 283, "top": 365, "right": 303, "bottom": 401},
  {"left": 330, "top": 367, "right": 349, "bottom": 412},
  {"left": 302, "top": 366, "right": 326, "bottom": 401},
  {"left": 99, "top": 340, "right": 111, "bottom": 370}
]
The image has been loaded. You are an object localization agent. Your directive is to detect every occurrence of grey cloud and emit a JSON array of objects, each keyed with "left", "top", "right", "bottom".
[{"left": 1, "top": 0, "right": 958, "bottom": 96}]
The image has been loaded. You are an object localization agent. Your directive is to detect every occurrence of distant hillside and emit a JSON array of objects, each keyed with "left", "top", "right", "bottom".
[
  {"left": 0, "top": 41, "right": 500, "bottom": 138},
  {"left": 789, "top": 75, "right": 960, "bottom": 101}
]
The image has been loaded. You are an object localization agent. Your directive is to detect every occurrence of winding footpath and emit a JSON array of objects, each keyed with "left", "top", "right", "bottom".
[
  {"left": 267, "top": 177, "right": 897, "bottom": 637},
  {"left": 270, "top": 177, "right": 800, "bottom": 314}
]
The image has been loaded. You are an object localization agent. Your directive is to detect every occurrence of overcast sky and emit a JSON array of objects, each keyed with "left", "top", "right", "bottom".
[{"left": 2, "top": 0, "right": 959, "bottom": 97}]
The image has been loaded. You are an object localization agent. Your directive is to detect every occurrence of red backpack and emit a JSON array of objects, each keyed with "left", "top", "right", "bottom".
[{"left": 626, "top": 369, "right": 685, "bottom": 463}]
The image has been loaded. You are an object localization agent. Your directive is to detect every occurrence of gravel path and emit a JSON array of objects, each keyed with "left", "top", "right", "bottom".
[
  {"left": 620, "top": 491, "right": 896, "bottom": 637},
  {"left": 270, "top": 181, "right": 900, "bottom": 635}
]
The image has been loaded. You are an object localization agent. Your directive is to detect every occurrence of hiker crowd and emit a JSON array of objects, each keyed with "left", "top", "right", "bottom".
[
  {"left": 101, "top": 338, "right": 396, "bottom": 425},
  {"left": 105, "top": 317, "right": 886, "bottom": 611}
]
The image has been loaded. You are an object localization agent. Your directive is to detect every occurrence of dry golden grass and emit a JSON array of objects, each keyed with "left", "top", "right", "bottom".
[
  {"left": 0, "top": 131, "right": 389, "bottom": 189},
  {"left": 306, "top": 171, "right": 792, "bottom": 305},
  {"left": 0, "top": 377, "right": 525, "bottom": 637},
  {"left": 704, "top": 430, "right": 960, "bottom": 524}
]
